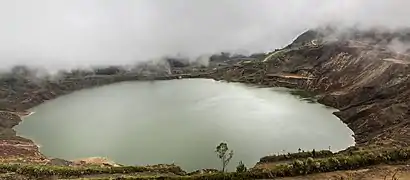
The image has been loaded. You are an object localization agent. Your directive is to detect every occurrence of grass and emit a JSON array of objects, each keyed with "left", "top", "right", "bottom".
[
  {"left": 1, "top": 148, "right": 410, "bottom": 179},
  {"left": 0, "top": 163, "right": 185, "bottom": 178},
  {"left": 258, "top": 150, "right": 334, "bottom": 164}
]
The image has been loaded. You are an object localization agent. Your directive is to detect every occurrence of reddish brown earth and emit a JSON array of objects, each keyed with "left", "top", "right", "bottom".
[{"left": 280, "top": 164, "right": 410, "bottom": 180}]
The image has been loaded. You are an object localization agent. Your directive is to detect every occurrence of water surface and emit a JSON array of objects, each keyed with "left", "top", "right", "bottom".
[{"left": 16, "top": 79, "right": 354, "bottom": 171}]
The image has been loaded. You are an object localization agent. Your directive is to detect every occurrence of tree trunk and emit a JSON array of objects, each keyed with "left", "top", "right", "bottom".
[{"left": 222, "top": 157, "right": 226, "bottom": 172}]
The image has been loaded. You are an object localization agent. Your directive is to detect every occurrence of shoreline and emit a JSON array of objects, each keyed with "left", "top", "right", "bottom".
[
  {"left": 20, "top": 111, "right": 35, "bottom": 119},
  {"left": 0, "top": 110, "right": 35, "bottom": 119},
  {"left": 13, "top": 81, "right": 356, "bottom": 169},
  {"left": 0, "top": 63, "right": 402, "bottom": 164},
  {"left": 0, "top": 67, "right": 397, "bottom": 162}
]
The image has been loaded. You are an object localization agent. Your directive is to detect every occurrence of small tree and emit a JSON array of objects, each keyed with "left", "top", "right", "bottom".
[
  {"left": 215, "top": 142, "right": 234, "bottom": 172},
  {"left": 236, "top": 161, "right": 247, "bottom": 173}
]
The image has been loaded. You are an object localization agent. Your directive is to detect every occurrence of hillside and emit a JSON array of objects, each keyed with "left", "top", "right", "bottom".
[{"left": 211, "top": 27, "right": 410, "bottom": 148}]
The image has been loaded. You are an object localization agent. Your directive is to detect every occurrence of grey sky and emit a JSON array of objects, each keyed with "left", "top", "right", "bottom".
[{"left": 0, "top": 0, "right": 409, "bottom": 70}]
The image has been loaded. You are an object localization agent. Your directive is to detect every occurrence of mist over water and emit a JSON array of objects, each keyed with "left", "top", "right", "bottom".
[
  {"left": 16, "top": 79, "right": 354, "bottom": 171},
  {"left": 1, "top": 0, "right": 410, "bottom": 71}
]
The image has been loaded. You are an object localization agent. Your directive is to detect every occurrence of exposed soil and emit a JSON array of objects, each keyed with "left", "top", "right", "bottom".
[
  {"left": 0, "top": 27, "right": 410, "bottom": 178},
  {"left": 280, "top": 164, "right": 410, "bottom": 180}
]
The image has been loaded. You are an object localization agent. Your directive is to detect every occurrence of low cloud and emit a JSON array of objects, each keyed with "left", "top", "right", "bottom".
[
  {"left": 1, "top": 0, "right": 410, "bottom": 71},
  {"left": 387, "top": 38, "right": 410, "bottom": 54}
]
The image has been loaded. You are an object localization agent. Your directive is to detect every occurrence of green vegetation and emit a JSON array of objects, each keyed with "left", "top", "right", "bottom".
[
  {"left": 180, "top": 148, "right": 410, "bottom": 179},
  {"left": 0, "top": 163, "right": 185, "bottom": 178},
  {"left": 215, "top": 142, "right": 234, "bottom": 172},
  {"left": 249, "top": 148, "right": 410, "bottom": 178},
  {"left": 1, "top": 148, "right": 410, "bottom": 179},
  {"left": 235, "top": 161, "right": 247, "bottom": 173},
  {"left": 259, "top": 149, "right": 334, "bottom": 163}
]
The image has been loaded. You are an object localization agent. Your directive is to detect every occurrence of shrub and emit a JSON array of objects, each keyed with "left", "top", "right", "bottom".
[
  {"left": 1, "top": 148, "right": 410, "bottom": 179},
  {"left": 258, "top": 149, "right": 333, "bottom": 163},
  {"left": 197, "top": 148, "right": 410, "bottom": 179},
  {"left": 235, "top": 161, "right": 247, "bottom": 173},
  {"left": 0, "top": 164, "right": 177, "bottom": 178}
]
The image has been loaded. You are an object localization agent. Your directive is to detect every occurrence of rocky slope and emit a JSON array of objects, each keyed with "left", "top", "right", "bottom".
[
  {"left": 208, "top": 27, "right": 410, "bottom": 149},
  {"left": 0, "top": 27, "right": 409, "bottom": 178}
]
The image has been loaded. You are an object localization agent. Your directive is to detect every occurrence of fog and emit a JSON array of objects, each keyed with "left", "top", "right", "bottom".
[{"left": 0, "top": 0, "right": 409, "bottom": 70}]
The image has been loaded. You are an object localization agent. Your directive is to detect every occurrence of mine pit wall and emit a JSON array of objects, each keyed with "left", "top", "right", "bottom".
[{"left": 209, "top": 43, "right": 410, "bottom": 149}]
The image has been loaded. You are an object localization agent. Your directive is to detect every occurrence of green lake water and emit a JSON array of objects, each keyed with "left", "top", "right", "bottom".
[{"left": 15, "top": 79, "right": 354, "bottom": 171}]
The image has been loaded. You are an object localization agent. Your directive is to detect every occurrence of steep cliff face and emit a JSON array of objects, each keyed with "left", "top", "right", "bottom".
[{"left": 213, "top": 28, "right": 410, "bottom": 148}]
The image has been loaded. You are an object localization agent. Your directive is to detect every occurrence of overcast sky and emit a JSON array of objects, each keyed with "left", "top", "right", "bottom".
[{"left": 0, "top": 0, "right": 409, "bottom": 70}]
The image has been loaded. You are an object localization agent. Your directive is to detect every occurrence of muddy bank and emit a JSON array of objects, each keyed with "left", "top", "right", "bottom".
[{"left": 0, "top": 28, "right": 409, "bottom": 164}]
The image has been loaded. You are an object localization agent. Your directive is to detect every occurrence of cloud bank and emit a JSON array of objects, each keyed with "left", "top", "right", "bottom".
[{"left": 0, "top": 0, "right": 409, "bottom": 70}]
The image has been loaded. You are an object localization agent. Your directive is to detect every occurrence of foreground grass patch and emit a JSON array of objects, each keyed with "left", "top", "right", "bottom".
[
  {"left": 0, "top": 164, "right": 185, "bottom": 178},
  {"left": 1, "top": 148, "right": 409, "bottom": 179}
]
